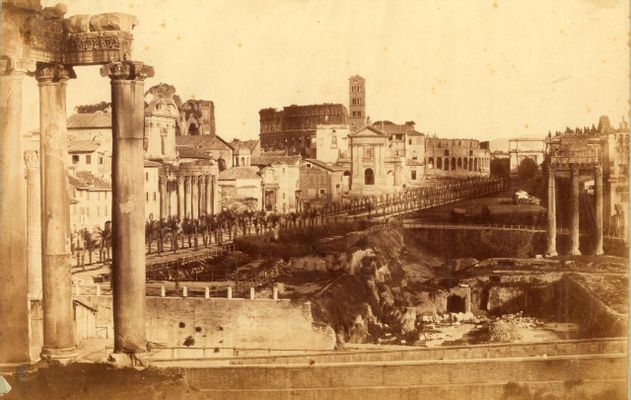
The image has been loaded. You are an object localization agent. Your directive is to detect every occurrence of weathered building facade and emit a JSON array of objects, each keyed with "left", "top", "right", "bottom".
[
  {"left": 424, "top": 137, "right": 491, "bottom": 177},
  {"left": 259, "top": 103, "right": 349, "bottom": 156}
]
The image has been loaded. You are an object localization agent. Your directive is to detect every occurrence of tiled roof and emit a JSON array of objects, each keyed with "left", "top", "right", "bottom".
[
  {"left": 176, "top": 145, "right": 211, "bottom": 159},
  {"left": 67, "top": 112, "right": 112, "bottom": 129},
  {"left": 407, "top": 130, "right": 425, "bottom": 137},
  {"left": 218, "top": 166, "right": 261, "bottom": 180},
  {"left": 251, "top": 154, "right": 301, "bottom": 166},
  {"left": 67, "top": 140, "right": 101, "bottom": 153},
  {"left": 303, "top": 158, "right": 345, "bottom": 172},
  {"left": 176, "top": 135, "right": 232, "bottom": 151},
  {"left": 144, "top": 160, "right": 162, "bottom": 168},
  {"left": 68, "top": 170, "right": 111, "bottom": 191},
  {"left": 349, "top": 125, "right": 388, "bottom": 138},
  {"left": 231, "top": 139, "right": 259, "bottom": 153}
]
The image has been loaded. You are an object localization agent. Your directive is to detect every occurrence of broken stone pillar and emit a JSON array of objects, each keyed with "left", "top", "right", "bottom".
[
  {"left": 569, "top": 164, "right": 581, "bottom": 256},
  {"left": 177, "top": 177, "right": 184, "bottom": 220},
  {"left": 36, "top": 63, "right": 78, "bottom": 363},
  {"left": 594, "top": 165, "right": 604, "bottom": 255},
  {"left": 0, "top": 57, "right": 31, "bottom": 367},
  {"left": 24, "top": 150, "right": 43, "bottom": 300},
  {"left": 546, "top": 165, "right": 558, "bottom": 257},
  {"left": 101, "top": 61, "right": 154, "bottom": 356}
]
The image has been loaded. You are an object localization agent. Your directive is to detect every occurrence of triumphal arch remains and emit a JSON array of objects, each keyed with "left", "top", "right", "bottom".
[{"left": 1, "top": 0, "right": 152, "bottom": 368}]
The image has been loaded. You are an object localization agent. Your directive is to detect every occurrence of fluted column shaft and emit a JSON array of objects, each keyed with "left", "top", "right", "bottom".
[
  {"left": 594, "top": 165, "right": 604, "bottom": 255},
  {"left": 37, "top": 63, "right": 77, "bottom": 363},
  {"left": 569, "top": 164, "right": 581, "bottom": 256},
  {"left": 191, "top": 175, "right": 198, "bottom": 219},
  {"left": 184, "top": 176, "right": 191, "bottom": 218},
  {"left": 159, "top": 176, "right": 168, "bottom": 220},
  {"left": 24, "top": 151, "right": 42, "bottom": 300},
  {"left": 177, "top": 177, "right": 184, "bottom": 219},
  {"left": 0, "top": 58, "right": 31, "bottom": 366},
  {"left": 546, "top": 166, "right": 557, "bottom": 257},
  {"left": 101, "top": 61, "right": 154, "bottom": 355}
]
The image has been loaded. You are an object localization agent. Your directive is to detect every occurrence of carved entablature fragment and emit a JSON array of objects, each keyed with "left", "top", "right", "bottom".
[
  {"left": 2, "top": 4, "right": 138, "bottom": 66},
  {"left": 63, "top": 31, "right": 133, "bottom": 65}
]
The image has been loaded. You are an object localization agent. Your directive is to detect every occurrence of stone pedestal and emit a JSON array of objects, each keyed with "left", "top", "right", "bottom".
[
  {"left": 101, "top": 61, "right": 154, "bottom": 355},
  {"left": 24, "top": 150, "right": 42, "bottom": 299},
  {"left": 594, "top": 166, "right": 604, "bottom": 255},
  {"left": 545, "top": 166, "right": 557, "bottom": 257},
  {"left": 37, "top": 63, "right": 78, "bottom": 363},
  {"left": 569, "top": 164, "right": 581, "bottom": 256},
  {"left": 0, "top": 58, "right": 31, "bottom": 367}
]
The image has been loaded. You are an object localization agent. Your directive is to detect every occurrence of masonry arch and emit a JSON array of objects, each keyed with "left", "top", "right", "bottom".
[
  {"left": 437, "top": 157, "right": 442, "bottom": 169},
  {"left": 457, "top": 157, "right": 462, "bottom": 168},
  {"left": 364, "top": 168, "right": 375, "bottom": 185},
  {"left": 451, "top": 157, "right": 456, "bottom": 170},
  {"left": 444, "top": 157, "right": 449, "bottom": 170}
]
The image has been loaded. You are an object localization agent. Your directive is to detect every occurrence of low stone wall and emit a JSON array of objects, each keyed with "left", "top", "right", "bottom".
[
  {"left": 75, "top": 296, "right": 336, "bottom": 352},
  {"left": 175, "top": 354, "right": 627, "bottom": 400}
]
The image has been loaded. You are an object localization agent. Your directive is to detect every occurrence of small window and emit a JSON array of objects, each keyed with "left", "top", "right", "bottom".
[
  {"left": 319, "top": 189, "right": 326, "bottom": 195},
  {"left": 72, "top": 155, "right": 80, "bottom": 164},
  {"left": 99, "top": 156, "right": 104, "bottom": 165},
  {"left": 153, "top": 192, "right": 157, "bottom": 201},
  {"left": 411, "top": 170, "right": 417, "bottom": 180},
  {"left": 85, "top": 155, "right": 91, "bottom": 164},
  {"left": 408, "top": 139, "right": 412, "bottom": 145},
  {"left": 146, "top": 172, "right": 149, "bottom": 181},
  {"left": 146, "top": 192, "right": 149, "bottom": 201}
]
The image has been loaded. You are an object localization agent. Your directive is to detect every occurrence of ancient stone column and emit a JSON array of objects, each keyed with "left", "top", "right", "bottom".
[
  {"left": 24, "top": 150, "right": 42, "bottom": 300},
  {"left": 546, "top": 165, "right": 558, "bottom": 257},
  {"left": 205, "top": 176, "right": 212, "bottom": 215},
  {"left": 569, "top": 164, "right": 581, "bottom": 256},
  {"left": 593, "top": 165, "right": 604, "bottom": 255},
  {"left": 211, "top": 175, "right": 219, "bottom": 214},
  {"left": 101, "top": 61, "right": 154, "bottom": 356},
  {"left": 177, "top": 177, "right": 184, "bottom": 219},
  {"left": 36, "top": 63, "right": 77, "bottom": 363},
  {"left": 191, "top": 175, "right": 198, "bottom": 218},
  {"left": 159, "top": 176, "right": 168, "bottom": 220},
  {"left": 0, "top": 57, "right": 31, "bottom": 367},
  {"left": 184, "top": 176, "right": 191, "bottom": 218}
]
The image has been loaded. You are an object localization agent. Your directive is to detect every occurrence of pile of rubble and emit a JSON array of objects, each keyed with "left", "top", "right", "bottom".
[{"left": 488, "top": 312, "right": 542, "bottom": 342}]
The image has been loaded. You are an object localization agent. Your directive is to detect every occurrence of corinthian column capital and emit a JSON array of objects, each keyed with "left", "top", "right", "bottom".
[
  {"left": 23, "top": 150, "right": 39, "bottom": 169},
  {"left": 34, "top": 63, "right": 76, "bottom": 83},
  {"left": 100, "top": 60, "right": 154, "bottom": 81}
]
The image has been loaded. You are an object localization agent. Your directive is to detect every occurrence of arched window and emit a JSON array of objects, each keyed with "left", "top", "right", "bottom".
[
  {"left": 444, "top": 157, "right": 449, "bottom": 170},
  {"left": 364, "top": 168, "right": 374, "bottom": 185},
  {"left": 457, "top": 157, "right": 462, "bottom": 168},
  {"left": 428, "top": 157, "right": 434, "bottom": 168},
  {"left": 444, "top": 149, "right": 450, "bottom": 156},
  {"left": 469, "top": 158, "right": 473, "bottom": 171},
  {"left": 331, "top": 135, "right": 337, "bottom": 148},
  {"left": 463, "top": 157, "right": 468, "bottom": 170},
  {"left": 451, "top": 157, "right": 456, "bottom": 170},
  {"left": 474, "top": 158, "right": 478, "bottom": 171},
  {"left": 241, "top": 157, "right": 245, "bottom": 166},
  {"left": 234, "top": 157, "right": 239, "bottom": 166},
  {"left": 437, "top": 157, "right": 442, "bottom": 169}
]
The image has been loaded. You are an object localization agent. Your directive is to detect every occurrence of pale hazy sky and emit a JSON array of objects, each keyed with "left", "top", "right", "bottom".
[{"left": 27, "top": 0, "right": 629, "bottom": 142}]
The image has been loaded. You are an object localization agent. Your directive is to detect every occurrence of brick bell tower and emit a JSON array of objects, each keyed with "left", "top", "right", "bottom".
[{"left": 348, "top": 75, "right": 366, "bottom": 132}]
